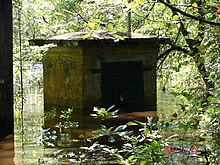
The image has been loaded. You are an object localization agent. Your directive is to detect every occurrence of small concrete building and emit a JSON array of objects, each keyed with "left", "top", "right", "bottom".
[{"left": 29, "top": 31, "right": 169, "bottom": 129}]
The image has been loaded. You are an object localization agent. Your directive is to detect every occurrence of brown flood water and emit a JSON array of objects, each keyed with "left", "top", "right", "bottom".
[{"left": 0, "top": 87, "right": 177, "bottom": 165}]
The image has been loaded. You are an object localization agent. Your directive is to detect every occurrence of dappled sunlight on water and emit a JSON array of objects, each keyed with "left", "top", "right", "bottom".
[
  {"left": 157, "top": 90, "right": 179, "bottom": 117},
  {"left": 14, "top": 87, "right": 45, "bottom": 165}
]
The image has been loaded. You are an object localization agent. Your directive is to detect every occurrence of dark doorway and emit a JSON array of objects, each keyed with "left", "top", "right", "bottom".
[{"left": 101, "top": 61, "right": 144, "bottom": 113}]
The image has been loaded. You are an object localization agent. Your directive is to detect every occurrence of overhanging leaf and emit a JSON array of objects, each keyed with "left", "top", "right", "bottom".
[
  {"left": 112, "top": 34, "right": 125, "bottom": 40},
  {"left": 135, "top": 0, "right": 144, "bottom": 5},
  {"left": 192, "top": 2, "right": 198, "bottom": 8}
]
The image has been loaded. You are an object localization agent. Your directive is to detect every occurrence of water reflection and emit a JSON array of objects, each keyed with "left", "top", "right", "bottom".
[
  {"left": 13, "top": 87, "right": 177, "bottom": 164},
  {"left": 0, "top": 134, "right": 14, "bottom": 165},
  {"left": 157, "top": 90, "right": 178, "bottom": 117},
  {"left": 14, "top": 87, "right": 45, "bottom": 165}
]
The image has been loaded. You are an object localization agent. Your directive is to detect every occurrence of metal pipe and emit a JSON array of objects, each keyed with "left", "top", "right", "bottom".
[{"left": 127, "top": 0, "right": 131, "bottom": 38}]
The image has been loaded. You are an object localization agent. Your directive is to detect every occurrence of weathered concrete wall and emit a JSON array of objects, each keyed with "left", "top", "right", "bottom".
[
  {"left": 43, "top": 46, "right": 84, "bottom": 125},
  {"left": 82, "top": 54, "right": 102, "bottom": 114}
]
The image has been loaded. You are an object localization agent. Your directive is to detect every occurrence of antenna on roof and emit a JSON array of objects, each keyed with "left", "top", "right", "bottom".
[{"left": 127, "top": 0, "right": 131, "bottom": 38}]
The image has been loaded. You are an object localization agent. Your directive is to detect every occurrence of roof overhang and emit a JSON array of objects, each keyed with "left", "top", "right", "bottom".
[{"left": 29, "top": 30, "right": 171, "bottom": 47}]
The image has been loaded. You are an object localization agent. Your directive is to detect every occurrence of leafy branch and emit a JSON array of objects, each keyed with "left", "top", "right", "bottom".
[{"left": 158, "top": 0, "right": 220, "bottom": 26}]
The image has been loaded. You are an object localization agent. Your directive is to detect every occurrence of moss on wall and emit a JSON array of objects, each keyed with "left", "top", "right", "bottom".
[{"left": 43, "top": 46, "right": 83, "bottom": 109}]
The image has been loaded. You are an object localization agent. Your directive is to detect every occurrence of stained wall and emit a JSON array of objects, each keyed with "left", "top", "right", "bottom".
[{"left": 43, "top": 40, "right": 159, "bottom": 129}]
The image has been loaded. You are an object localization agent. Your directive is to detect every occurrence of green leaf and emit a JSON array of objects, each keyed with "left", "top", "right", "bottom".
[
  {"left": 107, "top": 105, "right": 115, "bottom": 111},
  {"left": 176, "top": 23, "right": 181, "bottom": 28},
  {"left": 135, "top": 0, "right": 144, "bottom": 5},
  {"left": 112, "top": 34, "right": 125, "bottom": 40},
  {"left": 128, "top": 155, "right": 135, "bottom": 161},
  {"left": 103, "top": 147, "right": 112, "bottom": 153},
  {"left": 57, "top": 141, "right": 62, "bottom": 147},
  {"left": 108, "top": 136, "right": 116, "bottom": 143},
  {"left": 127, "top": 121, "right": 139, "bottom": 126},
  {"left": 207, "top": 96, "right": 212, "bottom": 102},
  {"left": 83, "top": 32, "right": 92, "bottom": 39},
  {"left": 113, "top": 125, "right": 127, "bottom": 133},
  {"left": 107, "top": 23, "right": 114, "bottom": 31},
  {"left": 151, "top": 140, "right": 158, "bottom": 148},
  {"left": 139, "top": 161, "right": 147, "bottom": 165},
  {"left": 199, "top": 57, "right": 205, "bottom": 63},
  {"left": 173, "top": 15, "right": 179, "bottom": 20},
  {"left": 93, "top": 107, "right": 100, "bottom": 112}
]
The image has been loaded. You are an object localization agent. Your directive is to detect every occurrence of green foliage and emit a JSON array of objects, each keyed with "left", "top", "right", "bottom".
[
  {"left": 199, "top": 106, "right": 220, "bottom": 164},
  {"left": 55, "top": 108, "right": 79, "bottom": 133},
  {"left": 40, "top": 128, "right": 57, "bottom": 148},
  {"left": 45, "top": 107, "right": 56, "bottom": 121},
  {"left": 38, "top": 104, "right": 220, "bottom": 164},
  {"left": 91, "top": 105, "right": 119, "bottom": 118},
  {"left": 12, "top": 0, "right": 220, "bottom": 164},
  {"left": 80, "top": 116, "right": 165, "bottom": 164}
]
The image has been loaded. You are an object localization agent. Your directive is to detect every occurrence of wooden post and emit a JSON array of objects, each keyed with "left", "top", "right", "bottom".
[{"left": 0, "top": 0, "right": 13, "bottom": 137}]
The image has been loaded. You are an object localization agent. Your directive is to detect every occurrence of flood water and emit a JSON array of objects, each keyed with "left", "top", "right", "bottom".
[
  {"left": 10, "top": 86, "right": 180, "bottom": 165},
  {"left": 14, "top": 87, "right": 45, "bottom": 165}
]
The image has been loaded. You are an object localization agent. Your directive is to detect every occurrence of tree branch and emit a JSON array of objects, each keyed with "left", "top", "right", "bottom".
[
  {"left": 157, "top": 45, "right": 189, "bottom": 69},
  {"left": 157, "top": 45, "right": 189, "bottom": 62},
  {"left": 157, "top": 47, "right": 173, "bottom": 62},
  {"left": 69, "top": 3, "right": 107, "bottom": 27},
  {"left": 133, "top": 2, "right": 156, "bottom": 31},
  {"left": 158, "top": 0, "right": 220, "bottom": 26}
]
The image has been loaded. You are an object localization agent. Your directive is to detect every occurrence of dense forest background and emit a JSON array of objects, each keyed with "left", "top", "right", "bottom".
[
  {"left": 13, "top": 0, "right": 220, "bottom": 102},
  {"left": 12, "top": 0, "right": 219, "bottom": 164}
]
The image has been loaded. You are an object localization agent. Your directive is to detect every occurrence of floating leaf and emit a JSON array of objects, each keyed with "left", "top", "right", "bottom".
[
  {"left": 176, "top": 23, "right": 181, "bottom": 28},
  {"left": 94, "top": 19, "right": 100, "bottom": 23},
  {"left": 207, "top": 96, "right": 212, "bottom": 102}
]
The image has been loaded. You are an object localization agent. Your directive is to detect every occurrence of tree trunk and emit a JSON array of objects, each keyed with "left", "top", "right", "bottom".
[{"left": 0, "top": 0, "right": 13, "bottom": 137}]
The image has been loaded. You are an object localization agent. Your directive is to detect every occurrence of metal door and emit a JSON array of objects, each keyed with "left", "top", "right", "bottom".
[{"left": 102, "top": 61, "right": 144, "bottom": 113}]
